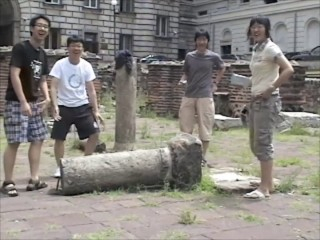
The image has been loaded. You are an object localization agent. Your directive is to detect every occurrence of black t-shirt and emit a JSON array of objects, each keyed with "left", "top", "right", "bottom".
[{"left": 5, "top": 40, "right": 49, "bottom": 102}]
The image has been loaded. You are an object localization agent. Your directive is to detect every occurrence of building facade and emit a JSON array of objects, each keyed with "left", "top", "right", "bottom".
[
  {"left": 0, "top": 0, "right": 180, "bottom": 61},
  {"left": 0, "top": 0, "right": 319, "bottom": 60},
  {"left": 179, "top": 0, "right": 320, "bottom": 56}
]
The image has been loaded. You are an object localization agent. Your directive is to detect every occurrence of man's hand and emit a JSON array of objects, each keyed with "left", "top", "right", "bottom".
[
  {"left": 258, "top": 86, "right": 276, "bottom": 99},
  {"left": 21, "top": 102, "right": 32, "bottom": 116},
  {"left": 93, "top": 111, "right": 104, "bottom": 128},
  {"left": 36, "top": 98, "right": 51, "bottom": 112},
  {"left": 52, "top": 106, "right": 61, "bottom": 121}
]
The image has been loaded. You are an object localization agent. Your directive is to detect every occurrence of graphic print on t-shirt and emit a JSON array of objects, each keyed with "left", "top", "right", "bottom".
[
  {"left": 30, "top": 60, "right": 42, "bottom": 81},
  {"left": 68, "top": 73, "right": 82, "bottom": 88}
]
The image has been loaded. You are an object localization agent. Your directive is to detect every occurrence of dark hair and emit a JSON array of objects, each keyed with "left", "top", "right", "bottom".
[
  {"left": 29, "top": 14, "right": 51, "bottom": 36},
  {"left": 247, "top": 15, "right": 271, "bottom": 39},
  {"left": 194, "top": 29, "right": 210, "bottom": 42},
  {"left": 67, "top": 35, "right": 85, "bottom": 47}
]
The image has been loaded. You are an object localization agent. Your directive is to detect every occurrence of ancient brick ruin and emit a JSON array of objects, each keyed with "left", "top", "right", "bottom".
[{"left": 138, "top": 62, "right": 318, "bottom": 118}]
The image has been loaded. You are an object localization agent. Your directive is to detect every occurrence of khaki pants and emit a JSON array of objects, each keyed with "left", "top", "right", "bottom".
[
  {"left": 179, "top": 97, "right": 215, "bottom": 141},
  {"left": 249, "top": 95, "right": 281, "bottom": 161}
]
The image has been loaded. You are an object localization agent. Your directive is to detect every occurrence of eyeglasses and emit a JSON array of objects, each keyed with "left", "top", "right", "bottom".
[
  {"left": 250, "top": 25, "right": 264, "bottom": 30},
  {"left": 34, "top": 24, "right": 49, "bottom": 30}
]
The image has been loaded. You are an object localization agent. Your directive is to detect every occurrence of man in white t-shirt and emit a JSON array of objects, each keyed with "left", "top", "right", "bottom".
[{"left": 49, "top": 35, "right": 102, "bottom": 178}]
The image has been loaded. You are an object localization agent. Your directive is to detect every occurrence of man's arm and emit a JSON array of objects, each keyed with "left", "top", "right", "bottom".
[
  {"left": 48, "top": 76, "right": 62, "bottom": 121},
  {"left": 179, "top": 56, "right": 188, "bottom": 84},
  {"left": 214, "top": 55, "right": 226, "bottom": 84},
  {"left": 39, "top": 76, "right": 50, "bottom": 100},
  {"left": 214, "top": 65, "right": 226, "bottom": 84},
  {"left": 86, "top": 81, "right": 99, "bottom": 113},
  {"left": 49, "top": 76, "right": 59, "bottom": 109},
  {"left": 10, "top": 66, "right": 27, "bottom": 103}
]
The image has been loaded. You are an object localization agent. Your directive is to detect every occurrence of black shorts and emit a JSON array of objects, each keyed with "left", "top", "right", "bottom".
[{"left": 51, "top": 104, "right": 99, "bottom": 141}]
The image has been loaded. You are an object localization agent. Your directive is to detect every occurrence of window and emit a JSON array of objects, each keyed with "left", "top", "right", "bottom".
[
  {"left": 221, "top": 45, "right": 231, "bottom": 55},
  {"left": 84, "top": 0, "right": 98, "bottom": 8},
  {"left": 241, "top": 0, "right": 250, "bottom": 3},
  {"left": 119, "top": 34, "right": 133, "bottom": 52},
  {"left": 198, "top": 10, "right": 208, "bottom": 16},
  {"left": 156, "top": 16, "right": 169, "bottom": 37},
  {"left": 45, "top": 0, "right": 60, "bottom": 4},
  {"left": 264, "top": 0, "right": 278, "bottom": 3},
  {"left": 120, "top": 0, "right": 134, "bottom": 12},
  {"left": 44, "top": 28, "right": 61, "bottom": 49},
  {"left": 178, "top": 49, "right": 186, "bottom": 60},
  {"left": 84, "top": 32, "right": 99, "bottom": 54}
]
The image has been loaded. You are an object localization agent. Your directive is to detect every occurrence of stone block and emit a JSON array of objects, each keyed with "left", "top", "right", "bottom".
[
  {"left": 281, "top": 112, "right": 320, "bottom": 128},
  {"left": 214, "top": 114, "right": 243, "bottom": 130},
  {"left": 209, "top": 168, "right": 280, "bottom": 193}
]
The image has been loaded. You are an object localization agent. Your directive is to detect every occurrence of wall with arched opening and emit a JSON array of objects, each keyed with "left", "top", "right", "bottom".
[
  {"left": 220, "top": 29, "right": 232, "bottom": 54},
  {"left": 0, "top": 0, "right": 20, "bottom": 46},
  {"left": 273, "top": 22, "right": 288, "bottom": 52},
  {"left": 305, "top": 19, "right": 320, "bottom": 49}
]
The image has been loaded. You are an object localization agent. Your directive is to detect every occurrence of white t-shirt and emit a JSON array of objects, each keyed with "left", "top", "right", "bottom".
[
  {"left": 250, "top": 39, "right": 283, "bottom": 96},
  {"left": 49, "top": 57, "right": 96, "bottom": 107}
]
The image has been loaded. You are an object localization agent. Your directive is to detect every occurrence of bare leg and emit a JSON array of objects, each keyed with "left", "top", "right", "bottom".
[
  {"left": 202, "top": 140, "right": 210, "bottom": 157},
  {"left": 3, "top": 143, "right": 20, "bottom": 182},
  {"left": 84, "top": 133, "right": 99, "bottom": 156},
  {"left": 54, "top": 140, "right": 65, "bottom": 167},
  {"left": 258, "top": 160, "right": 273, "bottom": 195},
  {"left": 28, "top": 141, "right": 43, "bottom": 181}
]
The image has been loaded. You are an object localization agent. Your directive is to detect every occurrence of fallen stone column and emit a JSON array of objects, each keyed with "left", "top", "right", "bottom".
[{"left": 60, "top": 133, "right": 202, "bottom": 195}]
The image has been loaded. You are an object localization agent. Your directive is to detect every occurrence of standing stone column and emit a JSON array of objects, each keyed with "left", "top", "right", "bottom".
[{"left": 113, "top": 50, "right": 137, "bottom": 151}]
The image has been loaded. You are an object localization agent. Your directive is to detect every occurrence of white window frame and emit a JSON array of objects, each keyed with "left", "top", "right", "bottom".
[
  {"left": 84, "top": 0, "right": 98, "bottom": 9},
  {"left": 156, "top": 16, "right": 169, "bottom": 37},
  {"left": 45, "top": 0, "right": 60, "bottom": 4}
]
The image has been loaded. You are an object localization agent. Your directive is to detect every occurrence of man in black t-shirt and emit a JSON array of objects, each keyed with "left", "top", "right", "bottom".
[{"left": 1, "top": 15, "right": 51, "bottom": 197}]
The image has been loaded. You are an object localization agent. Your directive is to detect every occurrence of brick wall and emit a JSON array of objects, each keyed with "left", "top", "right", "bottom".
[
  {"left": 0, "top": 50, "right": 10, "bottom": 115},
  {"left": 304, "top": 78, "right": 320, "bottom": 113},
  {"left": 0, "top": 50, "right": 102, "bottom": 115},
  {"left": 138, "top": 63, "right": 316, "bottom": 118},
  {"left": 145, "top": 64, "right": 184, "bottom": 117}
]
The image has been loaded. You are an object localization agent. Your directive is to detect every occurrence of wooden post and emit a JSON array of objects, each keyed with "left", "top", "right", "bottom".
[
  {"left": 113, "top": 55, "right": 137, "bottom": 151},
  {"left": 60, "top": 133, "right": 202, "bottom": 195}
]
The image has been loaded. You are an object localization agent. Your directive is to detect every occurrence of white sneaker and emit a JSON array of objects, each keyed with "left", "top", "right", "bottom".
[{"left": 53, "top": 168, "right": 61, "bottom": 178}]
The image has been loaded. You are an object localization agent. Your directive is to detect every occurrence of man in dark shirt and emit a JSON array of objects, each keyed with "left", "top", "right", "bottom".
[
  {"left": 2, "top": 15, "right": 51, "bottom": 197},
  {"left": 179, "top": 29, "right": 225, "bottom": 167}
]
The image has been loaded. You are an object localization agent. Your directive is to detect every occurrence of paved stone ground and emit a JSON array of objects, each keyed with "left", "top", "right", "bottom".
[
  {"left": 0, "top": 118, "right": 319, "bottom": 240},
  {"left": 1, "top": 158, "right": 319, "bottom": 240}
]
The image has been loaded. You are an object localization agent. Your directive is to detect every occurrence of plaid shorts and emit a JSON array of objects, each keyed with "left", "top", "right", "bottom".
[{"left": 4, "top": 101, "right": 48, "bottom": 143}]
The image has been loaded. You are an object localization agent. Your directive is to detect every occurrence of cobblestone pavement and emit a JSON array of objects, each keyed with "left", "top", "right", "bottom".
[
  {"left": 1, "top": 120, "right": 319, "bottom": 240},
  {"left": 1, "top": 162, "right": 319, "bottom": 240}
]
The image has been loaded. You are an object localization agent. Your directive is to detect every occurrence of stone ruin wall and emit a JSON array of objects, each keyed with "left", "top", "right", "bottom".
[
  {"left": 304, "top": 78, "right": 320, "bottom": 113},
  {"left": 0, "top": 49, "right": 102, "bottom": 115},
  {"left": 133, "top": 63, "right": 315, "bottom": 118},
  {"left": 2, "top": 51, "right": 319, "bottom": 117}
]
